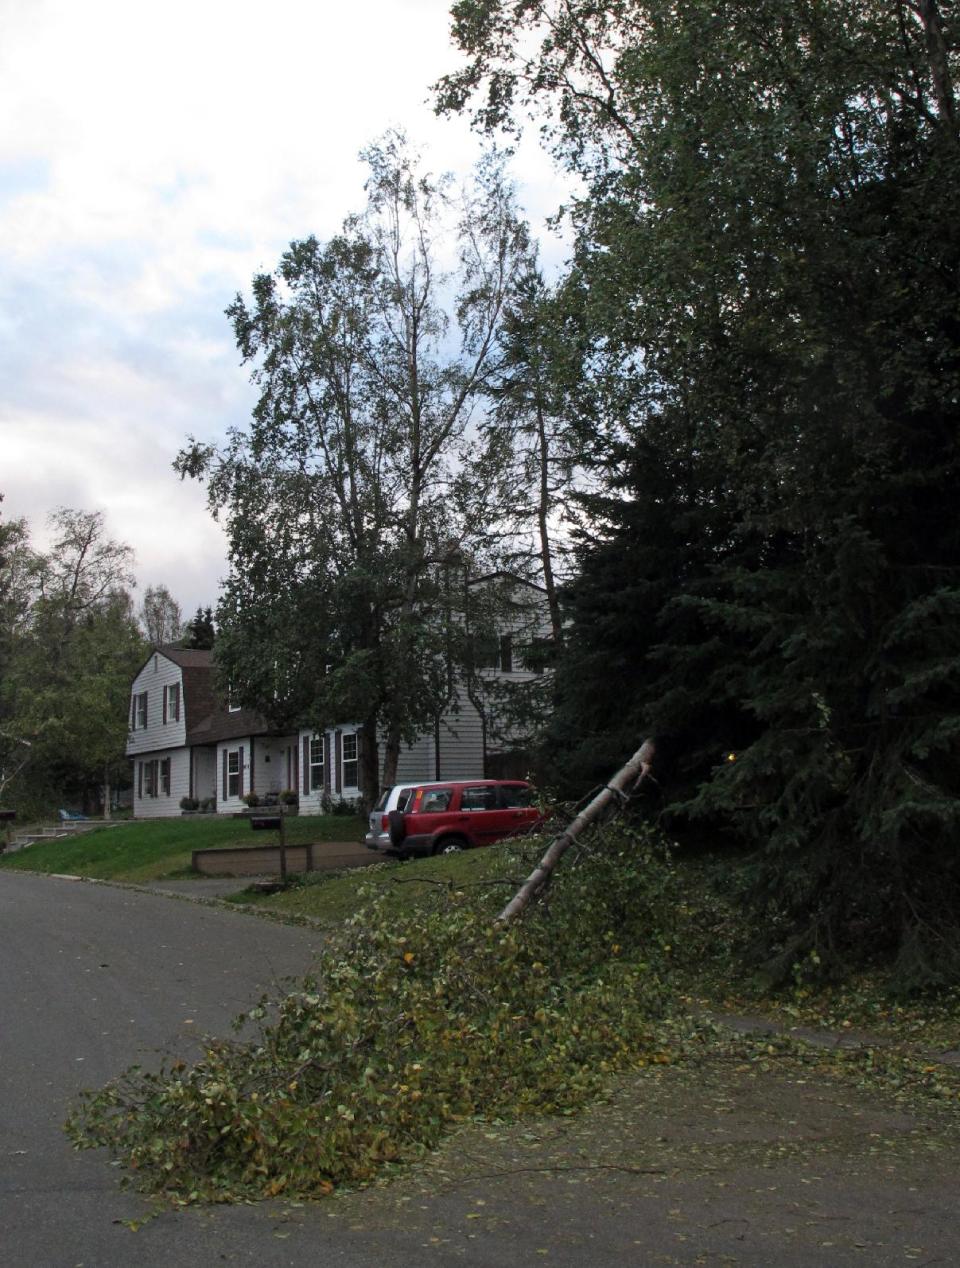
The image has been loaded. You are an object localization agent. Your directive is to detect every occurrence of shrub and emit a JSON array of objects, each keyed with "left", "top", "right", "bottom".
[
  {"left": 240, "top": 793, "right": 260, "bottom": 809},
  {"left": 179, "top": 797, "right": 199, "bottom": 812}
]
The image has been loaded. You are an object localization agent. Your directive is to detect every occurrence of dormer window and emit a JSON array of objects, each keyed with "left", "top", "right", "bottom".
[
  {"left": 163, "top": 683, "right": 181, "bottom": 723},
  {"left": 227, "top": 685, "right": 241, "bottom": 713},
  {"left": 131, "top": 691, "right": 148, "bottom": 730}
]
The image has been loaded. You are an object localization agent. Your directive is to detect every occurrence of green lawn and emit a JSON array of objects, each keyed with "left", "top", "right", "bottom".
[{"left": 0, "top": 814, "right": 365, "bottom": 883}]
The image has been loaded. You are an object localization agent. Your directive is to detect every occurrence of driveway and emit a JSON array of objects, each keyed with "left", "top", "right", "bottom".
[{"left": 3, "top": 870, "right": 959, "bottom": 1267}]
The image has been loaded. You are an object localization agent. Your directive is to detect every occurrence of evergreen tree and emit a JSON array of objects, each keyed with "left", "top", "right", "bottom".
[
  {"left": 442, "top": 0, "right": 960, "bottom": 984},
  {"left": 185, "top": 607, "right": 216, "bottom": 650}
]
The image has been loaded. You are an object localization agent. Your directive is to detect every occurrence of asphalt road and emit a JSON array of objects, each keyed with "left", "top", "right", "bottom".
[{"left": 0, "top": 870, "right": 347, "bottom": 1266}]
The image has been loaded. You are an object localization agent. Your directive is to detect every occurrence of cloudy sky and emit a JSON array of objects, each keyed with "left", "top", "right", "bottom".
[{"left": 1, "top": 0, "right": 568, "bottom": 618}]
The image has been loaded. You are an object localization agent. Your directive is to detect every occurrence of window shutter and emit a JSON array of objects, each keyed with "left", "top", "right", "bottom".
[
  {"left": 335, "top": 730, "right": 342, "bottom": 793},
  {"left": 130, "top": 696, "right": 136, "bottom": 729},
  {"left": 222, "top": 748, "right": 228, "bottom": 801},
  {"left": 324, "top": 733, "right": 331, "bottom": 793},
  {"left": 356, "top": 729, "right": 365, "bottom": 792},
  {"left": 138, "top": 761, "right": 143, "bottom": 799},
  {"left": 162, "top": 689, "right": 167, "bottom": 725},
  {"left": 174, "top": 682, "right": 181, "bottom": 722},
  {"left": 152, "top": 760, "right": 159, "bottom": 798},
  {"left": 302, "top": 740, "right": 309, "bottom": 795},
  {"left": 238, "top": 746, "right": 245, "bottom": 799}
]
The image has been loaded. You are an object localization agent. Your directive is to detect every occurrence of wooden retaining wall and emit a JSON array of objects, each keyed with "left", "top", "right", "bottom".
[
  {"left": 191, "top": 841, "right": 372, "bottom": 877},
  {"left": 192, "top": 844, "right": 318, "bottom": 877}
]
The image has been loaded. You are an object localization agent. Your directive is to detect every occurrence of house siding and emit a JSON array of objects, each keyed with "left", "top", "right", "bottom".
[
  {"left": 126, "top": 654, "right": 187, "bottom": 757},
  {"left": 132, "top": 748, "right": 190, "bottom": 818}
]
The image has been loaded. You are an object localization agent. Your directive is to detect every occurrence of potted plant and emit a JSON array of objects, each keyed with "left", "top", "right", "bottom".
[
  {"left": 279, "top": 789, "right": 299, "bottom": 811},
  {"left": 179, "top": 796, "right": 200, "bottom": 814},
  {"left": 240, "top": 792, "right": 261, "bottom": 809}
]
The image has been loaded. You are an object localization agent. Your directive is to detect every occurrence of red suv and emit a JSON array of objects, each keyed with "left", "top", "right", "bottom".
[{"left": 378, "top": 780, "right": 543, "bottom": 858}]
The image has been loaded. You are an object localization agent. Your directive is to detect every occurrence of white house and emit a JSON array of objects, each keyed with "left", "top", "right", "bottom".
[{"left": 126, "top": 577, "right": 551, "bottom": 818}]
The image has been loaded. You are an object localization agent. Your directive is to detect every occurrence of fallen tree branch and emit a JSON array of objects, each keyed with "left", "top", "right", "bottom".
[{"left": 496, "top": 739, "right": 656, "bottom": 925}]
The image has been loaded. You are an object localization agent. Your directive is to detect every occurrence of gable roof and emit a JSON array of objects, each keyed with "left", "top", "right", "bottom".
[{"left": 156, "top": 645, "right": 214, "bottom": 668}]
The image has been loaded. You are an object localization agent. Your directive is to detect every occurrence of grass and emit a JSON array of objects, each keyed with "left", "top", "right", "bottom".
[
  {"left": 0, "top": 813, "right": 365, "bottom": 883},
  {"left": 229, "top": 835, "right": 544, "bottom": 924}
]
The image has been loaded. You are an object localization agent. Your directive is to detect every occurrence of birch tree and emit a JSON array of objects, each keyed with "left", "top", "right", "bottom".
[{"left": 179, "top": 135, "right": 529, "bottom": 796}]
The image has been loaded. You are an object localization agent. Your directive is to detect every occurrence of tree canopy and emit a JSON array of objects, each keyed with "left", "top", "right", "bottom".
[{"left": 0, "top": 507, "right": 145, "bottom": 815}]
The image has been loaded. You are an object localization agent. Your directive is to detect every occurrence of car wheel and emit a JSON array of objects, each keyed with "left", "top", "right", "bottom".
[{"left": 434, "top": 836, "right": 467, "bottom": 855}]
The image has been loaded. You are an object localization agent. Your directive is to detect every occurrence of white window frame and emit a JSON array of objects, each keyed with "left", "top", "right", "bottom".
[
  {"left": 342, "top": 732, "right": 358, "bottom": 789},
  {"left": 227, "top": 749, "right": 241, "bottom": 798},
  {"left": 309, "top": 735, "right": 325, "bottom": 791},
  {"left": 164, "top": 683, "right": 180, "bottom": 723},
  {"left": 134, "top": 691, "right": 147, "bottom": 730}
]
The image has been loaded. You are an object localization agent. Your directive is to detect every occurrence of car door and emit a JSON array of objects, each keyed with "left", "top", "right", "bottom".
[
  {"left": 458, "top": 784, "right": 503, "bottom": 845},
  {"left": 498, "top": 782, "right": 541, "bottom": 835}
]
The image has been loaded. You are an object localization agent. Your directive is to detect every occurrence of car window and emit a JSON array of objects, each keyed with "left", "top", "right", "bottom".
[
  {"left": 461, "top": 785, "right": 496, "bottom": 811},
  {"left": 396, "top": 787, "right": 413, "bottom": 812},
  {"left": 500, "top": 784, "right": 534, "bottom": 808},
  {"left": 419, "top": 788, "right": 452, "bottom": 814},
  {"left": 374, "top": 789, "right": 391, "bottom": 813}
]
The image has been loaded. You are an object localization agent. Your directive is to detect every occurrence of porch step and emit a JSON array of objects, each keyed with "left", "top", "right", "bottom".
[{"left": 4, "top": 821, "right": 119, "bottom": 853}]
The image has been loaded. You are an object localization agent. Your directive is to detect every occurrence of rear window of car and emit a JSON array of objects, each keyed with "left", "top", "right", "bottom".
[
  {"left": 417, "top": 788, "right": 453, "bottom": 814},
  {"left": 500, "top": 783, "right": 534, "bottom": 808},
  {"left": 373, "top": 788, "right": 392, "bottom": 812}
]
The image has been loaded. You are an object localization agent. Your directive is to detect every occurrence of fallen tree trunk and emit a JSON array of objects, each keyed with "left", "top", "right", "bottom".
[{"left": 496, "top": 739, "right": 657, "bottom": 925}]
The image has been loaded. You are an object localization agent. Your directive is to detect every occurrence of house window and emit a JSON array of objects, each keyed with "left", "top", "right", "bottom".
[
  {"left": 160, "top": 757, "right": 171, "bottom": 795},
  {"left": 499, "top": 635, "right": 513, "bottom": 673},
  {"left": 309, "top": 735, "right": 325, "bottom": 791},
  {"left": 342, "top": 732, "right": 358, "bottom": 788},
  {"left": 163, "top": 683, "right": 180, "bottom": 723},
  {"left": 227, "top": 750, "right": 240, "bottom": 798},
  {"left": 143, "top": 760, "right": 157, "bottom": 798},
  {"left": 132, "top": 691, "right": 148, "bottom": 730},
  {"left": 227, "top": 684, "right": 241, "bottom": 713},
  {"left": 471, "top": 634, "right": 513, "bottom": 672}
]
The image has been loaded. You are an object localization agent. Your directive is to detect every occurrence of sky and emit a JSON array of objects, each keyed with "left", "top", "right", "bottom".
[{"left": 0, "top": 0, "right": 569, "bottom": 619}]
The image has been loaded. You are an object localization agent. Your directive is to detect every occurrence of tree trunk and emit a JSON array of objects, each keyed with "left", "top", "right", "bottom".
[
  {"left": 918, "top": 0, "right": 958, "bottom": 135},
  {"left": 535, "top": 392, "right": 564, "bottom": 643},
  {"left": 496, "top": 739, "right": 656, "bottom": 924},
  {"left": 360, "top": 716, "right": 380, "bottom": 813}
]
